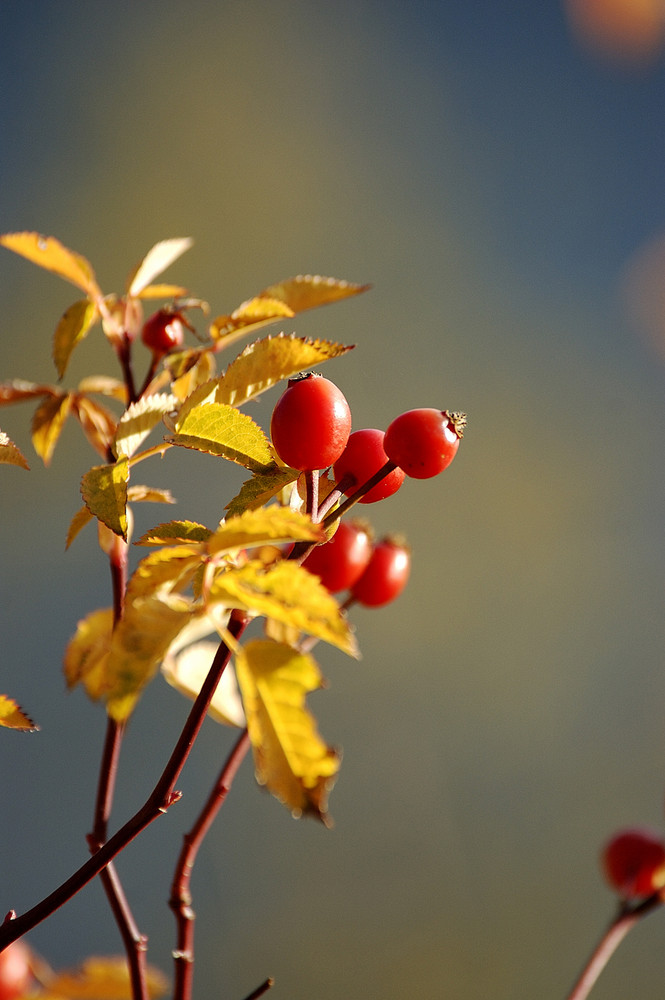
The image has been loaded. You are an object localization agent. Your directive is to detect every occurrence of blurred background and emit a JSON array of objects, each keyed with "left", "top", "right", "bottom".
[{"left": 2, "top": 1, "right": 665, "bottom": 997}]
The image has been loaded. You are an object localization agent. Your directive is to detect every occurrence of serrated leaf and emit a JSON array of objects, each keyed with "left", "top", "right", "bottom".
[
  {"left": 162, "top": 639, "right": 245, "bottom": 727},
  {"left": 207, "top": 507, "right": 324, "bottom": 556},
  {"left": 210, "top": 296, "right": 294, "bottom": 344},
  {"left": 225, "top": 466, "right": 300, "bottom": 517},
  {"left": 135, "top": 519, "right": 213, "bottom": 546},
  {"left": 66, "top": 505, "right": 94, "bottom": 549},
  {"left": 260, "top": 273, "right": 371, "bottom": 312},
  {"left": 127, "top": 237, "right": 193, "bottom": 297},
  {"left": 46, "top": 955, "right": 168, "bottom": 1000},
  {"left": 0, "top": 232, "right": 101, "bottom": 298},
  {"left": 235, "top": 639, "right": 339, "bottom": 822},
  {"left": 72, "top": 395, "right": 118, "bottom": 459},
  {"left": 52, "top": 298, "right": 98, "bottom": 378},
  {"left": 31, "top": 391, "right": 73, "bottom": 465},
  {"left": 169, "top": 402, "right": 274, "bottom": 471},
  {"left": 80, "top": 457, "right": 129, "bottom": 538},
  {"left": 209, "top": 560, "right": 357, "bottom": 656},
  {"left": 64, "top": 607, "right": 114, "bottom": 699},
  {"left": 113, "top": 393, "right": 177, "bottom": 459},
  {"left": 170, "top": 350, "right": 216, "bottom": 401},
  {"left": 128, "top": 545, "right": 203, "bottom": 597},
  {"left": 0, "top": 694, "right": 39, "bottom": 731},
  {"left": 0, "top": 430, "right": 29, "bottom": 469}
]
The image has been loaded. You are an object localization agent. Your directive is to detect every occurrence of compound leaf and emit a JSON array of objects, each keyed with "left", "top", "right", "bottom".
[
  {"left": 80, "top": 457, "right": 130, "bottom": 539},
  {"left": 31, "top": 392, "right": 73, "bottom": 465},
  {"left": 235, "top": 639, "right": 339, "bottom": 822},
  {"left": 53, "top": 298, "right": 98, "bottom": 379},
  {"left": 169, "top": 402, "right": 274, "bottom": 471},
  {"left": 0, "top": 430, "right": 29, "bottom": 469},
  {"left": 0, "top": 695, "right": 39, "bottom": 732},
  {"left": 0, "top": 232, "right": 101, "bottom": 298}
]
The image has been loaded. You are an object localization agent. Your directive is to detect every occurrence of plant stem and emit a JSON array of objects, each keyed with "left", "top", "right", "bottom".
[
  {"left": 241, "top": 978, "right": 274, "bottom": 1000},
  {"left": 169, "top": 728, "right": 251, "bottom": 1000},
  {"left": 320, "top": 460, "right": 398, "bottom": 531},
  {"left": 566, "top": 895, "right": 662, "bottom": 1000},
  {"left": 0, "top": 609, "right": 250, "bottom": 952}
]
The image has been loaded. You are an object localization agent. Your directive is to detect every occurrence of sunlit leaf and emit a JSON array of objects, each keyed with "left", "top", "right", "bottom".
[
  {"left": 210, "top": 296, "right": 294, "bottom": 345},
  {"left": 45, "top": 955, "right": 168, "bottom": 1000},
  {"left": 207, "top": 507, "right": 324, "bottom": 556},
  {"left": 0, "top": 430, "right": 29, "bottom": 469},
  {"left": 260, "top": 273, "right": 370, "bottom": 312},
  {"left": 162, "top": 639, "right": 245, "bottom": 727},
  {"left": 113, "top": 393, "right": 177, "bottom": 459},
  {"left": 169, "top": 351, "right": 216, "bottom": 401},
  {"left": 127, "top": 485, "right": 176, "bottom": 505},
  {"left": 31, "top": 392, "right": 73, "bottom": 465},
  {"left": 134, "top": 519, "right": 213, "bottom": 546},
  {"left": 72, "top": 395, "right": 118, "bottom": 459},
  {"left": 225, "top": 466, "right": 300, "bottom": 517},
  {"left": 64, "top": 607, "right": 114, "bottom": 700},
  {"left": 135, "top": 282, "right": 189, "bottom": 299},
  {"left": 127, "top": 545, "right": 203, "bottom": 598},
  {"left": 77, "top": 375, "right": 127, "bottom": 402},
  {"left": 235, "top": 639, "right": 339, "bottom": 822},
  {"left": 0, "top": 379, "right": 58, "bottom": 405},
  {"left": 209, "top": 559, "right": 358, "bottom": 655},
  {"left": 52, "top": 298, "right": 98, "bottom": 379},
  {"left": 0, "top": 695, "right": 39, "bottom": 731},
  {"left": 0, "top": 232, "right": 101, "bottom": 298},
  {"left": 127, "top": 237, "right": 193, "bottom": 297},
  {"left": 169, "top": 402, "right": 274, "bottom": 471},
  {"left": 80, "top": 457, "right": 130, "bottom": 539},
  {"left": 66, "top": 505, "right": 94, "bottom": 549}
]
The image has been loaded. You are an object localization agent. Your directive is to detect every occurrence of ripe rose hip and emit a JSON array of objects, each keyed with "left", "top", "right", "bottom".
[
  {"left": 141, "top": 308, "right": 186, "bottom": 355},
  {"left": 383, "top": 408, "right": 466, "bottom": 479},
  {"left": 270, "top": 372, "right": 352, "bottom": 471},
  {"left": 303, "top": 519, "right": 373, "bottom": 593},
  {"left": 0, "top": 940, "right": 32, "bottom": 1000},
  {"left": 350, "top": 536, "right": 411, "bottom": 608},
  {"left": 333, "top": 428, "right": 405, "bottom": 503},
  {"left": 601, "top": 827, "right": 665, "bottom": 899}
]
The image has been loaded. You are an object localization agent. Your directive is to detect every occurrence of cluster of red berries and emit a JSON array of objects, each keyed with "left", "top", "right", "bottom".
[
  {"left": 270, "top": 372, "right": 465, "bottom": 609},
  {"left": 601, "top": 827, "right": 665, "bottom": 900}
]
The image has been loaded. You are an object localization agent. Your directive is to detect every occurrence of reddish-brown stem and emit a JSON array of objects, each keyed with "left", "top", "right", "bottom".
[
  {"left": 117, "top": 333, "right": 138, "bottom": 404},
  {"left": 321, "top": 460, "right": 398, "bottom": 532},
  {"left": 566, "top": 895, "right": 662, "bottom": 1000},
  {"left": 304, "top": 470, "right": 319, "bottom": 521},
  {"left": 169, "top": 729, "right": 251, "bottom": 1000},
  {"left": 0, "top": 609, "right": 250, "bottom": 952},
  {"left": 241, "top": 978, "right": 275, "bottom": 1000}
]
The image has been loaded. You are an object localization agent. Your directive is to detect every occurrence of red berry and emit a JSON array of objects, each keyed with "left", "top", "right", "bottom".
[
  {"left": 601, "top": 827, "right": 665, "bottom": 898},
  {"left": 0, "top": 941, "right": 32, "bottom": 1000},
  {"left": 141, "top": 308, "right": 186, "bottom": 354},
  {"left": 350, "top": 536, "right": 410, "bottom": 608},
  {"left": 333, "top": 428, "right": 405, "bottom": 503},
  {"left": 383, "top": 409, "right": 466, "bottom": 479},
  {"left": 303, "top": 519, "right": 373, "bottom": 593},
  {"left": 270, "top": 373, "right": 352, "bottom": 471}
]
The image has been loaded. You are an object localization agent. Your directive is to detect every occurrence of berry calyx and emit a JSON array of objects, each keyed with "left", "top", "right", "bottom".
[
  {"left": 383, "top": 408, "right": 466, "bottom": 479},
  {"left": 141, "top": 307, "right": 187, "bottom": 355},
  {"left": 601, "top": 827, "right": 665, "bottom": 899},
  {"left": 303, "top": 519, "right": 373, "bottom": 593},
  {"left": 333, "top": 428, "right": 405, "bottom": 503},
  {"left": 270, "top": 372, "right": 352, "bottom": 472},
  {"left": 350, "top": 535, "right": 411, "bottom": 607},
  {"left": 0, "top": 940, "right": 32, "bottom": 1000}
]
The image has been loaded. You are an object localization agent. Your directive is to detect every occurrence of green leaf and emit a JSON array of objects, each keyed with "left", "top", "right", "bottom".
[
  {"left": 225, "top": 466, "right": 300, "bottom": 517},
  {"left": 168, "top": 402, "right": 274, "bottom": 471},
  {"left": 80, "top": 457, "right": 130, "bottom": 539},
  {"left": 0, "top": 430, "right": 29, "bottom": 469},
  {"left": 52, "top": 298, "right": 98, "bottom": 379},
  {"left": 113, "top": 393, "right": 177, "bottom": 459},
  {"left": 235, "top": 639, "right": 339, "bottom": 822}
]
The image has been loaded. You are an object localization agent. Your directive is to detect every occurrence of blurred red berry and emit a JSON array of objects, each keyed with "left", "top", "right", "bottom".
[
  {"left": 141, "top": 308, "right": 186, "bottom": 354},
  {"left": 601, "top": 827, "right": 665, "bottom": 899},
  {"left": 0, "top": 941, "right": 32, "bottom": 1000},
  {"left": 350, "top": 536, "right": 411, "bottom": 608}
]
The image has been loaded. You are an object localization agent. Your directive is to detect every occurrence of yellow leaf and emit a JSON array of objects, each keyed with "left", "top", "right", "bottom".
[
  {"left": 0, "top": 430, "right": 29, "bottom": 469},
  {"left": 64, "top": 607, "right": 114, "bottom": 700},
  {"left": 0, "top": 232, "right": 101, "bottom": 298},
  {"left": 225, "top": 466, "right": 300, "bottom": 517},
  {"left": 127, "top": 545, "right": 203, "bottom": 598},
  {"left": 210, "top": 296, "right": 294, "bottom": 345},
  {"left": 0, "top": 694, "right": 39, "bottom": 731},
  {"left": 127, "top": 237, "right": 193, "bottom": 297},
  {"left": 259, "top": 273, "right": 371, "bottom": 312},
  {"left": 235, "top": 639, "right": 339, "bottom": 822},
  {"left": 80, "top": 457, "right": 130, "bottom": 539},
  {"left": 134, "top": 519, "right": 212, "bottom": 546},
  {"left": 52, "top": 298, "right": 98, "bottom": 379},
  {"left": 162, "top": 639, "right": 245, "bottom": 727},
  {"left": 31, "top": 392, "right": 73, "bottom": 465},
  {"left": 206, "top": 507, "right": 324, "bottom": 557},
  {"left": 126, "top": 485, "right": 176, "bottom": 505},
  {"left": 136, "top": 283, "right": 189, "bottom": 299},
  {"left": 113, "top": 393, "right": 177, "bottom": 459},
  {"left": 209, "top": 560, "right": 358, "bottom": 656},
  {"left": 169, "top": 402, "right": 274, "bottom": 471},
  {"left": 77, "top": 375, "right": 127, "bottom": 402},
  {"left": 66, "top": 505, "right": 94, "bottom": 549},
  {"left": 73, "top": 395, "right": 119, "bottom": 459},
  {"left": 169, "top": 351, "right": 216, "bottom": 401},
  {"left": 46, "top": 955, "right": 168, "bottom": 1000}
]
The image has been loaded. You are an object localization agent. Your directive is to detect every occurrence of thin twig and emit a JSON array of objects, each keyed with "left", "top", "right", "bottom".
[{"left": 240, "top": 978, "right": 275, "bottom": 1000}]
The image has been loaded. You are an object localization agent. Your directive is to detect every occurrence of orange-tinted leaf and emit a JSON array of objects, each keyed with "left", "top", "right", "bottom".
[
  {"left": 0, "top": 232, "right": 101, "bottom": 298},
  {"left": 73, "top": 395, "right": 119, "bottom": 459},
  {"left": 225, "top": 466, "right": 300, "bottom": 517},
  {"left": 64, "top": 607, "right": 114, "bottom": 700},
  {"left": 126, "top": 485, "right": 176, "bottom": 505},
  {"left": 209, "top": 559, "right": 357, "bottom": 655},
  {"left": 0, "top": 694, "right": 39, "bottom": 731},
  {"left": 127, "top": 545, "right": 203, "bottom": 598},
  {"left": 66, "top": 505, "right": 94, "bottom": 549},
  {"left": 77, "top": 375, "right": 127, "bottom": 402},
  {"left": 127, "top": 237, "right": 193, "bottom": 297},
  {"left": 46, "top": 955, "right": 168, "bottom": 1000},
  {"left": 134, "top": 519, "right": 212, "bottom": 546},
  {"left": 169, "top": 402, "right": 274, "bottom": 471},
  {"left": 136, "top": 283, "right": 189, "bottom": 299},
  {"left": 80, "top": 457, "right": 129, "bottom": 538},
  {"left": 0, "top": 430, "right": 29, "bottom": 469},
  {"left": 31, "top": 392, "right": 73, "bottom": 465},
  {"left": 210, "top": 295, "right": 294, "bottom": 346},
  {"left": 0, "top": 379, "right": 58, "bottom": 405},
  {"left": 235, "top": 639, "right": 339, "bottom": 822},
  {"left": 52, "top": 298, "right": 98, "bottom": 378},
  {"left": 113, "top": 393, "right": 177, "bottom": 459},
  {"left": 261, "top": 274, "right": 370, "bottom": 311}
]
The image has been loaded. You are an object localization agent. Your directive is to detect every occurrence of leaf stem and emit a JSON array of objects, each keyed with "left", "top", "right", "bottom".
[{"left": 169, "top": 728, "right": 251, "bottom": 1000}]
